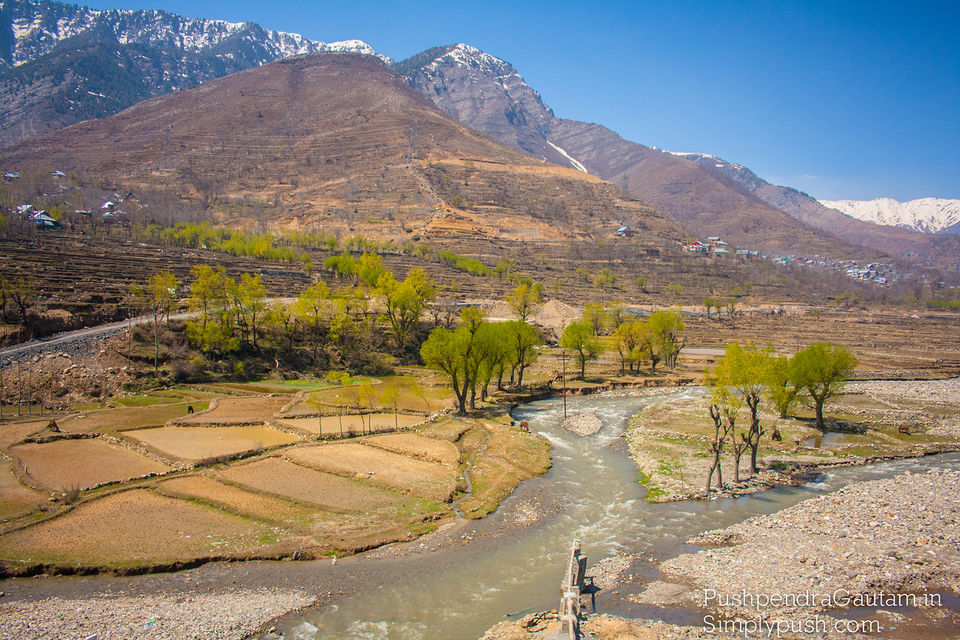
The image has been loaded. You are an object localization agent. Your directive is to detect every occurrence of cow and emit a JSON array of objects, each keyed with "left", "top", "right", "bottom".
[
  {"left": 186, "top": 405, "right": 195, "bottom": 415},
  {"left": 898, "top": 424, "right": 911, "bottom": 435},
  {"left": 771, "top": 427, "right": 782, "bottom": 442}
]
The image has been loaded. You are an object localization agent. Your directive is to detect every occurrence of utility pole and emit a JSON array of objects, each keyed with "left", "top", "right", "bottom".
[{"left": 559, "top": 348, "right": 569, "bottom": 420}]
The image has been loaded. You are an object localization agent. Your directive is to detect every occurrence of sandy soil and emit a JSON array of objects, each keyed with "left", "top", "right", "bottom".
[
  {"left": 217, "top": 457, "right": 401, "bottom": 512},
  {"left": 11, "top": 438, "right": 172, "bottom": 489},
  {"left": 364, "top": 432, "right": 460, "bottom": 464},
  {"left": 178, "top": 397, "right": 288, "bottom": 426},
  {"left": 58, "top": 402, "right": 205, "bottom": 433},
  {"left": 157, "top": 475, "right": 315, "bottom": 522},
  {"left": 285, "top": 442, "right": 458, "bottom": 501},
  {"left": 0, "top": 458, "right": 45, "bottom": 520},
  {"left": 0, "top": 419, "right": 48, "bottom": 447},
  {"left": 123, "top": 425, "right": 299, "bottom": 463},
  {"left": 0, "top": 489, "right": 272, "bottom": 569},
  {"left": 276, "top": 413, "right": 424, "bottom": 436}
]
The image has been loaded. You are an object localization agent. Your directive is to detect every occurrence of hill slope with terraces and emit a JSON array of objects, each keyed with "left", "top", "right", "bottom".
[{"left": 0, "top": 52, "right": 682, "bottom": 247}]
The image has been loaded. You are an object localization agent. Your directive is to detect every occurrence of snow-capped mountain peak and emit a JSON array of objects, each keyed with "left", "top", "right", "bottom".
[
  {"left": 0, "top": 0, "right": 388, "bottom": 67},
  {"left": 819, "top": 197, "right": 960, "bottom": 234}
]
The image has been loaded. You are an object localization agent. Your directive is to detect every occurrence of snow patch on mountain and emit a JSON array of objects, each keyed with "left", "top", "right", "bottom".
[
  {"left": 547, "top": 141, "right": 588, "bottom": 173},
  {"left": 1, "top": 1, "right": 388, "bottom": 67},
  {"left": 820, "top": 198, "right": 960, "bottom": 234}
]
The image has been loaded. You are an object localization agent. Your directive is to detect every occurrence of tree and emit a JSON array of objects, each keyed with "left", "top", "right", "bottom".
[
  {"left": 706, "top": 386, "right": 743, "bottom": 489},
  {"left": 593, "top": 268, "right": 617, "bottom": 288},
  {"left": 613, "top": 320, "right": 646, "bottom": 373},
  {"left": 506, "top": 282, "right": 542, "bottom": 322},
  {"left": 236, "top": 273, "right": 266, "bottom": 349},
  {"left": 789, "top": 342, "right": 858, "bottom": 430},
  {"left": 766, "top": 354, "right": 797, "bottom": 418},
  {"left": 0, "top": 276, "right": 35, "bottom": 328},
  {"left": 505, "top": 320, "right": 541, "bottom": 387},
  {"left": 560, "top": 320, "right": 602, "bottom": 379},
  {"left": 582, "top": 303, "right": 608, "bottom": 336},
  {"left": 380, "top": 385, "right": 400, "bottom": 430},
  {"left": 709, "top": 341, "right": 773, "bottom": 474},
  {"left": 357, "top": 252, "right": 388, "bottom": 287},
  {"left": 294, "top": 281, "right": 331, "bottom": 362},
  {"left": 646, "top": 309, "right": 685, "bottom": 371},
  {"left": 421, "top": 309, "right": 484, "bottom": 414},
  {"left": 377, "top": 268, "right": 435, "bottom": 354},
  {"left": 132, "top": 271, "right": 179, "bottom": 374}
]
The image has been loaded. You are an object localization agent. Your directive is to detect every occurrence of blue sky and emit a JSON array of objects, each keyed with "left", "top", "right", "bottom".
[{"left": 84, "top": 0, "right": 960, "bottom": 201}]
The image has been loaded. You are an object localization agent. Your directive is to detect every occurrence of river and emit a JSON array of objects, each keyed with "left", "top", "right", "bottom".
[{"left": 267, "top": 387, "right": 960, "bottom": 639}]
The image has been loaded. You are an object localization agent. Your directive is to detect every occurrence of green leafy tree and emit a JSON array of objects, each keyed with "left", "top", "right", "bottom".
[
  {"left": 789, "top": 342, "right": 858, "bottom": 430},
  {"left": 646, "top": 309, "right": 685, "bottom": 371},
  {"left": 505, "top": 320, "right": 541, "bottom": 387},
  {"left": 766, "top": 354, "right": 797, "bottom": 418},
  {"left": 708, "top": 342, "right": 773, "bottom": 474},
  {"left": 506, "top": 282, "right": 543, "bottom": 322},
  {"left": 560, "top": 320, "right": 602, "bottom": 379},
  {"left": 294, "top": 281, "right": 331, "bottom": 362},
  {"left": 377, "top": 268, "right": 435, "bottom": 354}
]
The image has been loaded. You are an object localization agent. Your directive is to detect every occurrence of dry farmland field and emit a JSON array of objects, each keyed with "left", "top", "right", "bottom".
[
  {"left": 0, "top": 380, "right": 549, "bottom": 575},
  {"left": 124, "top": 425, "right": 300, "bottom": 463}
]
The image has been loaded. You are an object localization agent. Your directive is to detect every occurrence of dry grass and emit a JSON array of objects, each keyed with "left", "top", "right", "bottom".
[
  {"left": 0, "top": 458, "right": 45, "bottom": 520},
  {"left": 457, "top": 420, "right": 552, "bottom": 518},
  {"left": 123, "top": 425, "right": 298, "bottom": 463},
  {"left": 0, "top": 489, "right": 272, "bottom": 568},
  {"left": 58, "top": 402, "right": 207, "bottom": 433},
  {"left": 285, "top": 442, "right": 458, "bottom": 501},
  {"left": 179, "top": 397, "right": 288, "bottom": 426},
  {"left": 417, "top": 417, "right": 473, "bottom": 442},
  {"left": 217, "top": 458, "right": 401, "bottom": 512},
  {"left": 11, "top": 439, "right": 172, "bottom": 489},
  {"left": 276, "top": 413, "right": 424, "bottom": 436},
  {"left": 157, "top": 475, "right": 315, "bottom": 522},
  {"left": 364, "top": 433, "right": 460, "bottom": 465}
]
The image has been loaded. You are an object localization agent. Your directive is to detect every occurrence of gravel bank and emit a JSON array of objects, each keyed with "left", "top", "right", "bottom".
[
  {"left": 657, "top": 468, "right": 960, "bottom": 618},
  {"left": 561, "top": 412, "right": 603, "bottom": 436},
  {"left": 0, "top": 588, "right": 314, "bottom": 640}
]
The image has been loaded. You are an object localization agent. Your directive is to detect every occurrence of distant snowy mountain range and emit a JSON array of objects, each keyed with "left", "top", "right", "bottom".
[
  {"left": 0, "top": 0, "right": 384, "bottom": 145},
  {"left": 819, "top": 198, "right": 960, "bottom": 235},
  {"left": 0, "top": 0, "right": 384, "bottom": 67}
]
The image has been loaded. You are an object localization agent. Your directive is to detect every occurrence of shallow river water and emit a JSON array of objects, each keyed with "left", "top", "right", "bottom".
[{"left": 271, "top": 388, "right": 960, "bottom": 640}]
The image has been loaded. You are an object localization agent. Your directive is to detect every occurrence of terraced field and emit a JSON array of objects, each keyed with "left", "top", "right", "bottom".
[{"left": 0, "top": 385, "right": 550, "bottom": 574}]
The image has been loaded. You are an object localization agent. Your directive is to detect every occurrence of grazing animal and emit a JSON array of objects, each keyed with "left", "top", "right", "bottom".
[
  {"left": 898, "top": 424, "right": 910, "bottom": 435},
  {"left": 519, "top": 420, "right": 529, "bottom": 432},
  {"left": 186, "top": 405, "right": 194, "bottom": 414},
  {"left": 771, "top": 427, "right": 782, "bottom": 442},
  {"left": 47, "top": 419, "right": 60, "bottom": 433}
]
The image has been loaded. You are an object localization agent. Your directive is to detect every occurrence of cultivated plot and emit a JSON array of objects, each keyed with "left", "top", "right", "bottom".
[
  {"left": 178, "top": 397, "right": 289, "bottom": 426},
  {"left": 123, "top": 425, "right": 298, "bottom": 463},
  {"left": 217, "top": 457, "right": 401, "bottom": 511},
  {"left": 0, "top": 489, "right": 272, "bottom": 568},
  {"left": 285, "top": 442, "right": 458, "bottom": 501},
  {"left": 277, "top": 413, "right": 424, "bottom": 436},
  {"left": 11, "top": 439, "right": 172, "bottom": 489}
]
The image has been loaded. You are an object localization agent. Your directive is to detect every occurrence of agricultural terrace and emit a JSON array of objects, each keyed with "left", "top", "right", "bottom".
[{"left": 0, "top": 376, "right": 550, "bottom": 575}]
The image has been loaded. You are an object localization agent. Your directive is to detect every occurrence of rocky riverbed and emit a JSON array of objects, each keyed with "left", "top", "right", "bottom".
[
  {"left": 0, "top": 588, "right": 314, "bottom": 640},
  {"left": 653, "top": 468, "right": 960, "bottom": 616}
]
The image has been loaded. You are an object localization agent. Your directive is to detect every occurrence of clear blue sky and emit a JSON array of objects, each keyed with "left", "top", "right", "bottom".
[{"left": 84, "top": 0, "right": 960, "bottom": 201}]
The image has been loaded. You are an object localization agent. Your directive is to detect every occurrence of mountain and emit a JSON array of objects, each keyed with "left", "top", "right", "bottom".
[
  {"left": 668, "top": 152, "right": 960, "bottom": 273},
  {"left": 395, "top": 44, "right": 960, "bottom": 275},
  {"left": 394, "top": 44, "right": 888, "bottom": 260},
  {"left": 0, "top": 0, "right": 383, "bottom": 146},
  {"left": 0, "top": 52, "right": 681, "bottom": 245},
  {"left": 819, "top": 198, "right": 960, "bottom": 235}
]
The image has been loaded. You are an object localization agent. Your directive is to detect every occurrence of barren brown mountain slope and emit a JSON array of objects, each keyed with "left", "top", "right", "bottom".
[
  {"left": 398, "top": 45, "right": 906, "bottom": 264},
  {"left": 0, "top": 52, "right": 682, "bottom": 245}
]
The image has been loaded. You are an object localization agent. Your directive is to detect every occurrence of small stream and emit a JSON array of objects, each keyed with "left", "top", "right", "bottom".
[{"left": 270, "top": 388, "right": 960, "bottom": 639}]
